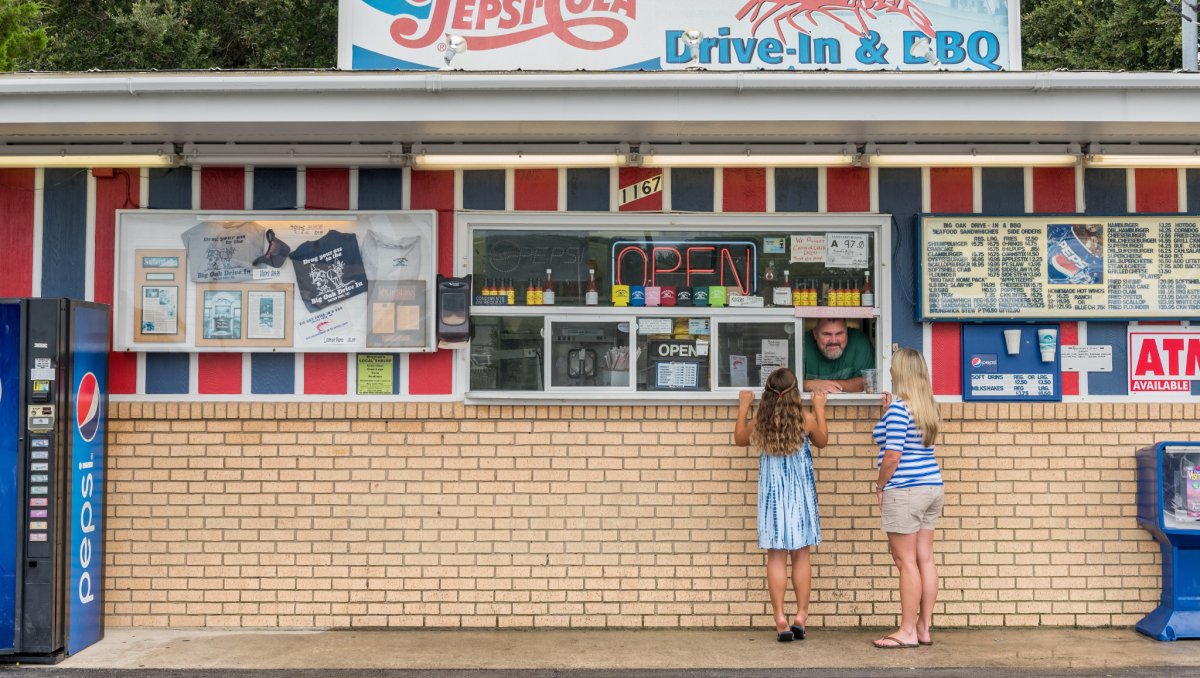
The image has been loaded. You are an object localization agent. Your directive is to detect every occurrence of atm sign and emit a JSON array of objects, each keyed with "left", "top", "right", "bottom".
[{"left": 1128, "top": 329, "right": 1200, "bottom": 393}]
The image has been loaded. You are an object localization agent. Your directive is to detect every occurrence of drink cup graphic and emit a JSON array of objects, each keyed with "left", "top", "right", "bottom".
[
  {"left": 1037, "top": 328, "right": 1057, "bottom": 362},
  {"left": 1003, "top": 329, "right": 1021, "bottom": 356}
]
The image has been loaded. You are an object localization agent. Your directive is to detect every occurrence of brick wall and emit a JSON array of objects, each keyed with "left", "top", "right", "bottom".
[{"left": 104, "top": 401, "right": 1181, "bottom": 629}]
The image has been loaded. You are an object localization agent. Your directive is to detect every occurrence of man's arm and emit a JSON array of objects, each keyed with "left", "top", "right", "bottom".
[{"left": 804, "top": 376, "right": 864, "bottom": 394}]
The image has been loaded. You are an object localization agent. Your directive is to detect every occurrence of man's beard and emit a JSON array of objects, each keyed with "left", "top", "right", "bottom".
[{"left": 821, "top": 344, "right": 845, "bottom": 360}]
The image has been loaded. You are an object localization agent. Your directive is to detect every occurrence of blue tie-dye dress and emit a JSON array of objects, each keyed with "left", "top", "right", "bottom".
[{"left": 757, "top": 438, "right": 821, "bottom": 550}]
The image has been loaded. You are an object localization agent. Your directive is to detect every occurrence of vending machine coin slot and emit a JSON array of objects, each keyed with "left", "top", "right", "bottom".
[{"left": 26, "top": 405, "right": 54, "bottom": 433}]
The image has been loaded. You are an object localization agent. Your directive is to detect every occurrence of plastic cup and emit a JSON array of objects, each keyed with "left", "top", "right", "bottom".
[
  {"left": 861, "top": 368, "right": 878, "bottom": 393},
  {"left": 1037, "top": 328, "right": 1057, "bottom": 362},
  {"left": 1003, "top": 329, "right": 1021, "bottom": 356}
]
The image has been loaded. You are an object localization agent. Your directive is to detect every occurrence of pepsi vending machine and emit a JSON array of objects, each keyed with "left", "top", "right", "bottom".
[{"left": 0, "top": 298, "right": 107, "bottom": 663}]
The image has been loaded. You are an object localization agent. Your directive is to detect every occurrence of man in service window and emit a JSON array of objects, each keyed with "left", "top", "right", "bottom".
[{"left": 803, "top": 317, "right": 874, "bottom": 394}]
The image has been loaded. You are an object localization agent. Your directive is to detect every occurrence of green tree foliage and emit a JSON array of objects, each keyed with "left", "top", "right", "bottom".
[
  {"left": 7, "top": 0, "right": 1191, "bottom": 72},
  {"left": 0, "top": 0, "right": 47, "bottom": 70},
  {"left": 1022, "top": 0, "right": 1181, "bottom": 71},
  {"left": 26, "top": 0, "right": 336, "bottom": 71}
]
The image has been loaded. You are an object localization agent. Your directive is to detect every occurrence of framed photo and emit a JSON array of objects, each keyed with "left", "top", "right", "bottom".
[
  {"left": 244, "top": 284, "right": 294, "bottom": 348},
  {"left": 133, "top": 249, "right": 186, "bottom": 342},
  {"left": 195, "top": 284, "right": 244, "bottom": 347}
]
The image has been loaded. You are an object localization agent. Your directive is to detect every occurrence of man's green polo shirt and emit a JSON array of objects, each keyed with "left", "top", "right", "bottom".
[{"left": 803, "top": 328, "right": 875, "bottom": 381}]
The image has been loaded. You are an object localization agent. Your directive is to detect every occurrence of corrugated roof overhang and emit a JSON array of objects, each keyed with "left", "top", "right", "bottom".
[{"left": 0, "top": 70, "right": 1198, "bottom": 146}]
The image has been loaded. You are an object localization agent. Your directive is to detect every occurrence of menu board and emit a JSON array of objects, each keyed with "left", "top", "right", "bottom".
[{"left": 921, "top": 216, "right": 1200, "bottom": 320}]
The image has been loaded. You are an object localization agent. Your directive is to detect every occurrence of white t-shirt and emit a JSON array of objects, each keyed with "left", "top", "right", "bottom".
[{"left": 362, "top": 230, "right": 422, "bottom": 282}]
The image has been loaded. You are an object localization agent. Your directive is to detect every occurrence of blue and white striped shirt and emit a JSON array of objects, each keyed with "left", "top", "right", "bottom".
[{"left": 873, "top": 399, "right": 943, "bottom": 490}]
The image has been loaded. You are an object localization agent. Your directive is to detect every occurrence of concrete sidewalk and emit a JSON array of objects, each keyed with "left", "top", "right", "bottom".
[{"left": 51, "top": 628, "right": 1200, "bottom": 673}]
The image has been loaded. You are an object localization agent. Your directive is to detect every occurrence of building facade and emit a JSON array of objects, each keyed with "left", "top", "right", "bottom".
[{"left": 1, "top": 71, "right": 1198, "bottom": 628}]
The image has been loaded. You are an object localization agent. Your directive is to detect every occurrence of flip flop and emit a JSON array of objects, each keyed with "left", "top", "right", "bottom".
[
  {"left": 918, "top": 639, "right": 933, "bottom": 646},
  {"left": 776, "top": 629, "right": 795, "bottom": 642},
  {"left": 789, "top": 625, "right": 806, "bottom": 640},
  {"left": 873, "top": 635, "right": 919, "bottom": 649}
]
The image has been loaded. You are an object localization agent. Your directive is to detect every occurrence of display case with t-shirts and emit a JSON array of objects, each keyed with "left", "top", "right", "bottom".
[{"left": 114, "top": 211, "right": 438, "bottom": 353}]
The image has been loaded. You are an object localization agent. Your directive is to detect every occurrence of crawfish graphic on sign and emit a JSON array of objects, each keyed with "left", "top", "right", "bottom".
[{"left": 736, "top": 0, "right": 935, "bottom": 41}]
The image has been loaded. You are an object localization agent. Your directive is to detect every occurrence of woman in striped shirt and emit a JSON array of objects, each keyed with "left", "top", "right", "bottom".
[
  {"left": 871, "top": 348, "right": 944, "bottom": 650},
  {"left": 734, "top": 367, "right": 828, "bottom": 642}
]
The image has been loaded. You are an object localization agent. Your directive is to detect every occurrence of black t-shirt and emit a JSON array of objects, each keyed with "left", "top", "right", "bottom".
[{"left": 288, "top": 230, "right": 369, "bottom": 311}]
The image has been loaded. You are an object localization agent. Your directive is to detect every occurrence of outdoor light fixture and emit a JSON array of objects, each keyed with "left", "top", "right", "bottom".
[
  {"left": 908, "top": 37, "right": 940, "bottom": 66},
  {"left": 180, "top": 143, "right": 407, "bottom": 167},
  {"left": 1085, "top": 144, "right": 1200, "bottom": 167},
  {"left": 443, "top": 34, "right": 468, "bottom": 67},
  {"left": 639, "top": 144, "right": 858, "bottom": 168},
  {"left": 411, "top": 143, "right": 631, "bottom": 168},
  {"left": 682, "top": 30, "right": 704, "bottom": 64},
  {"left": 0, "top": 144, "right": 178, "bottom": 168},
  {"left": 864, "top": 144, "right": 1080, "bottom": 167}
]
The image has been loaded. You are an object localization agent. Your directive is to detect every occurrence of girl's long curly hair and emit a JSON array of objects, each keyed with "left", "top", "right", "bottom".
[{"left": 750, "top": 367, "right": 807, "bottom": 456}]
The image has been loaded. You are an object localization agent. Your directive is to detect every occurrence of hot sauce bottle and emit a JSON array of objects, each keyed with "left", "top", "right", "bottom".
[
  {"left": 861, "top": 271, "right": 875, "bottom": 307},
  {"left": 585, "top": 268, "right": 599, "bottom": 306},
  {"left": 542, "top": 269, "right": 556, "bottom": 305}
]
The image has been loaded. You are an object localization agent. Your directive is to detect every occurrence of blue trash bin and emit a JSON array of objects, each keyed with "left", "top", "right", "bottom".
[{"left": 1135, "top": 442, "right": 1200, "bottom": 640}]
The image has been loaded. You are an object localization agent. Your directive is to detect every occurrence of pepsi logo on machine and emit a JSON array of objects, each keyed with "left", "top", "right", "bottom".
[
  {"left": 342, "top": 0, "right": 1019, "bottom": 72},
  {"left": 76, "top": 372, "right": 101, "bottom": 443}
]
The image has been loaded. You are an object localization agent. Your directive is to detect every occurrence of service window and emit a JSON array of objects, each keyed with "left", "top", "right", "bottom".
[
  {"left": 716, "top": 320, "right": 798, "bottom": 390},
  {"left": 459, "top": 213, "right": 890, "bottom": 401}
]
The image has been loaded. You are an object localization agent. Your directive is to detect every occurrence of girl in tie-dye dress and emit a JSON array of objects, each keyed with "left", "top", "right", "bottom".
[{"left": 734, "top": 367, "right": 828, "bottom": 643}]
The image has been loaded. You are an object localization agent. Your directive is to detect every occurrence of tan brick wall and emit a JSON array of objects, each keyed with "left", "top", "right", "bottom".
[{"left": 103, "top": 401, "right": 1183, "bottom": 629}]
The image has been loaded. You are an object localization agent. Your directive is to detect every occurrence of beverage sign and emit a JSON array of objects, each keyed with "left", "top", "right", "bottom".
[
  {"left": 340, "top": 0, "right": 1020, "bottom": 72},
  {"left": 920, "top": 216, "right": 1200, "bottom": 320},
  {"left": 1128, "top": 329, "right": 1200, "bottom": 394},
  {"left": 68, "top": 305, "right": 108, "bottom": 655}
]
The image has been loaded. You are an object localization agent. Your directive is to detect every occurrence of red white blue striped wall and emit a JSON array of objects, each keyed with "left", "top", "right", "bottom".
[{"left": 0, "top": 165, "right": 1192, "bottom": 399}]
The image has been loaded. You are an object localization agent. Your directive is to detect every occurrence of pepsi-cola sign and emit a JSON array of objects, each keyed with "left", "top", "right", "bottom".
[
  {"left": 341, "top": 0, "right": 1020, "bottom": 71},
  {"left": 68, "top": 305, "right": 108, "bottom": 655}
]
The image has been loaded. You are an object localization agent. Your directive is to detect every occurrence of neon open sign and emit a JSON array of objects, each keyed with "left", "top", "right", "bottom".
[{"left": 610, "top": 240, "right": 758, "bottom": 293}]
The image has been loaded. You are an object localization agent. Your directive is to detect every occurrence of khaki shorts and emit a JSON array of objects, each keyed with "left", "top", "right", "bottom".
[{"left": 881, "top": 485, "right": 944, "bottom": 534}]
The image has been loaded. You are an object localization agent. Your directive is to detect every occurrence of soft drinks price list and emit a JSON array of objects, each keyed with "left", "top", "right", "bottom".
[{"left": 969, "top": 373, "right": 1055, "bottom": 398}]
